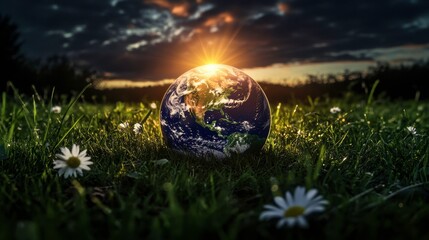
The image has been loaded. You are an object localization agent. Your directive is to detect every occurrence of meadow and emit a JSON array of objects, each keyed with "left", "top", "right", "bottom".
[{"left": 1, "top": 88, "right": 429, "bottom": 240}]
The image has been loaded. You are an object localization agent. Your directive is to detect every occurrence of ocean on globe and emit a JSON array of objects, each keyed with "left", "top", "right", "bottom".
[{"left": 160, "top": 64, "right": 271, "bottom": 158}]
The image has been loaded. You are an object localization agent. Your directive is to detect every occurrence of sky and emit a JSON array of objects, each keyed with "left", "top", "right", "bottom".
[{"left": 2, "top": 0, "right": 429, "bottom": 87}]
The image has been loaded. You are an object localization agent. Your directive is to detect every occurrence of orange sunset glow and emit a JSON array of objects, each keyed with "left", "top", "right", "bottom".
[{"left": 145, "top": 0, "right": 191, "bottom": 17}]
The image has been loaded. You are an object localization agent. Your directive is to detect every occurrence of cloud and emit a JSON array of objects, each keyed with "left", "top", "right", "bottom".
[
  {"left": 144, "top": 0, "right": 194, "bottom": 17},
  {"left": 329, "top": 44, "right": 429, "bottom": 62}
]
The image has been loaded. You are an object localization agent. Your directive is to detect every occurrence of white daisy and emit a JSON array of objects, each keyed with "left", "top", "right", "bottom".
[
  {"left": 150, "top": 102, "right": 157, "bottom": 109},
  {"left": 259, "top": 186, "right": 328, "bottom": 228},
  {"left": 330, "top": 107, "right": 341, "bottom": 114},
  {"left": 133, "top": 123, "right": 142, "bottom": 134},
  {"left": 51, "top": 106, "right": 61, "bottom": 113},
  {"left": 406, "top": 126, "right": 417, "bottom": 136},
  {"left": 53, "top": 144, "right": 93, "bottom": 178},
  {"left": 153, "top": 158, "right": 169, "bottom": 165},
  {"left": 118, "top": 122, "right": 129, "bottom": 130}
]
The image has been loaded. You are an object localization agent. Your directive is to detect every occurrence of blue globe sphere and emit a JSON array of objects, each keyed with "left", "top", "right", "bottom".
[{"left": 160, "top": 64, "right": 271, "bottom": 158}]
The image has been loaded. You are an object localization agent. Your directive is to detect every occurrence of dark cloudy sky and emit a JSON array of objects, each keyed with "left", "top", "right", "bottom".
[{"left": 2, "top": 0, "right": 429, "bottom": 85}]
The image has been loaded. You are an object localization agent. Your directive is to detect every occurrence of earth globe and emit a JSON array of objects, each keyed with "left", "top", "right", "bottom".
[{"left": 160, "top": 64, "right": 271, "bottom": 158}]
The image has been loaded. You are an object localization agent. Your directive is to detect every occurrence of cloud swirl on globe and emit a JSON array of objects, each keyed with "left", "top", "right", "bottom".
[{"left": 160, "top": 64, "right": 271, "bottom": 158}]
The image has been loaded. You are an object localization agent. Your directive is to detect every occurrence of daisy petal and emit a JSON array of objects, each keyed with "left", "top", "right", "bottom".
[
  {"left": 276, "top": 218, "right": 288, "bottom": 229},
  {"left": 58, "top": 167, "right": 67, "bottom": 176},
  {"left": 306, "top": 189, "right": 318, "bottom": 200},
  {"left": 294, "top": 186, "right": 306, "bottom": 205},
  {"left": 78, "top": 149, "right": 87, "bottom": 158},
  {"left": 260, "top": 211, "right": 283, "bottom": 220},
  {"left": 296, "top": 216, "right": 308, "bottom": 228},
  {"left": 61, "top": 147, "right": 71, "bottom": 157},
  {"left": 80, "top": 165, "right": 91, "bottom": 171},
  {"left": 80, "top": 162, "right": 93, "bottom": 167},
  {"left": 307, "top": 195, "right": 323, "bottom": 205},
  {"left": 55, "top": 154, "right": 68, "bottom": 160},
  {"left": 66, "top": 168, "right": 74, "bottom": 178},
  {"left": 285, "top": 192, "right": 294, "bottom": 206},
  {"left": 80, "top": 157, "right": 92, "bottom": 162},
  {"left": 308, "top": 198, "right": 328, "bottom": 207},
  {"left": 263, "top": 204, "right": 282, "bottom": 211},
  {"left": 285, "top": 218, "right": 296, "bottom": 227},
  {"left": 274, "top": 196, "right": 288, "bottom": 209},
  {"left": 304, "top": 205, "right": 325, "bottom": 214},
  {"left": 72, "top": 144, "right": 79, "bottom": 156},
  {"left": 53, "top": 162, "right": 66, "bottom": 169}
]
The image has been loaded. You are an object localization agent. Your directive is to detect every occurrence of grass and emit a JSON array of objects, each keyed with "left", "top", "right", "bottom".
[{"left": 1, "top": 89, "right": 429, "bottom": 240}]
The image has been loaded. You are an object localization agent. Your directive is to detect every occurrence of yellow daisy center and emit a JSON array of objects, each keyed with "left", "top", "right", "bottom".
[
  {"left": 66, "top": 156, "right": 81, "bottom": 168},
  {"left": 284, "top": 206, "right": 305, "bottom": 217}
]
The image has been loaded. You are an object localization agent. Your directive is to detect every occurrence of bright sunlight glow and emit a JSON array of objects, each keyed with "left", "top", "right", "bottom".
[
  {"left": 176, "top": 25, "right": 245, "bottom": 70},
  {"left": 201, "top": 63, "right": 222, "bottom": 74}
]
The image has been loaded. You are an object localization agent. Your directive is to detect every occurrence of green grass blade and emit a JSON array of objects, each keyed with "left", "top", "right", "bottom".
[
  {"left": 53, "top": 115, "right": 84, "bottom": 149},
  {"left": 366, "top": 79, "right": 380, "bottom": 107}
]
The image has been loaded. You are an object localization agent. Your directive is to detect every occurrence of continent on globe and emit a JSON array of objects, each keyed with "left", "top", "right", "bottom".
[{"left": 160, "top": 64, "right": 271, "bottom": 158}]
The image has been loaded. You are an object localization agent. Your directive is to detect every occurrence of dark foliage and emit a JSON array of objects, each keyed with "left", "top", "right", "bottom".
[
  {"left": 288, "top": 60, "right": 429, "bottom": 102},
  {"left": 356, "top": 61, "right": 429, "bottom": 99},
  {"left": 262, "top": 60, "right": 429, "bottom": 103},
  {"left": 89, "top": 61, "right": 429, "bottom": 104},
  {"left": 0, "top": 15, "right": 35, "bottom": 93},
  {"left": 0, "top": 15, "right": 98, "bottom": 96},
  {"left": 35, "top": 55, "right": 98, "bottom": 95}
]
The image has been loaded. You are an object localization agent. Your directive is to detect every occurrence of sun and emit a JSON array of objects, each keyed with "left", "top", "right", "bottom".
[
  {"left": 200, "top": 63, "right": 222, "bottom": 75},
  {"left": 174, "top": 24, "right": 248, "bottom": 71}
]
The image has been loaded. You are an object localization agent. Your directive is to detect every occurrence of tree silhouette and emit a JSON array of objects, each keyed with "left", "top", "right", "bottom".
[
  {"left": 0, "top": 15, "right": 21, "bottom": 63},
  {"left": 36, "top": 55, "right": 98, "bottom": 95},
  {"left": 0, "top": 15, "right": 99, "bottom": 97},
  {"left": 0, "top": 15, "right": 34, "bottom": 92}
]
